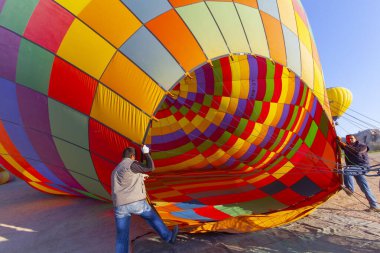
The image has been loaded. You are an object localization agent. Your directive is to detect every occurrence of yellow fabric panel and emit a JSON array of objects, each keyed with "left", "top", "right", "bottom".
[
  {"left": 226, "top": 138, "right": 244, "bottom": 156},
  {"left": 295, "top": 14, "right": 312, "bottom": 52},
  {"left": 207, "top": 150, "right": 229, "bottom": 166},
  {"left": 246, "top": 123, "right": 263, "bottom": 143},
  {"left": 259, "top": 152, "right": 276, "bottom": 168},
  {"left": 313, "top": 63, "right": 325, "bottom": 106},
  {"left": 226, "top": 97, "right": 239, "bottom": 115},
  {"left": 90, "top": 84, "right": 150, "bottom": 144},
  {"left": 278, "top": 78, "right": 289, "bottom": 103},
  {"left": 187, "top": 200, "right": 327, "bottom": 233},
  {"left": 311, "top": 38, "right": 322, "bottom": 70},
  {"left": 0, "top": 144, "right": 40, "bottom": 182},
  {"left": 54, "top": 0, "right": 91, "bottom": 15},
  {"left": 263, "top": 102, "right": 278, "bottom": 126},
  {"left": 293, "top": 108, "right": 306, "bottom": 133},
  {"left": 156, "top": 154, "right": 208, "bottom": 172},
  {"left": 28, "top": 182, "right": 70, "bottom": 195},
  {"left": 300, "top": 43, "right": 314, "bottom": 89},
  {"left": 231, "top": 140, "right": 251, "bottom": 159},
  {"left": 101, "top": 52, "right": 166, "bottom": 115},
  {"left": 277, "top": 0, "right": 298, "bottom": 34},
  {"left": 57, "top": 19, "right": 116, "bottom": 79},
  {"left": 180, "top": 76, "right": 198, "bottom": 93},
  {"left": 272, "top": 161, "right": 294, "bottom": 179},
  {"left": 246, "top": 172, "right": 270, "bottom": 183},
  {"left": 276, "top": 131, "right": 294, "bottom": 154},
  {"left": 78, "top": 0, "right": 142, "bottom": 47}
]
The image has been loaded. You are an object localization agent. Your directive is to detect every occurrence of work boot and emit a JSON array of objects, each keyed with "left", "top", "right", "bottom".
[
  {"left": 170, "top": 225, "right": 179, "bottom": 244},
  {"left": 366, "top": 206, "right": 380, "bottom": 212}
]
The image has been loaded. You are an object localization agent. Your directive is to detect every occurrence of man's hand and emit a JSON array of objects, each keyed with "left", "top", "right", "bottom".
[
  {"left": 142, "top": 174, "right": 149, "bottom": 181},
  {"left": 336, "top": 137, "right": 346, "bottom": 147},
  {"left": 142, "top": 145, "right": 150, "bottom": 154}
]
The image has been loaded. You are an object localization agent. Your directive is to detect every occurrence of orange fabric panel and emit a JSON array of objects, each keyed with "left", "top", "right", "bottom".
[
  {"left": 146, "top": 9, "right": 207, "bottom": 72},
  {"left": 169, "top": 0, "right": 203, "bottom": 8},
  {"left": 234, "top": 0, "right": 258, "bottom": 8},
  {"left": 260, "top": 11, "right": 286, "bottom": 67},
  {"left": 78, "top": 0, "right": 141, "bottom": 47}
]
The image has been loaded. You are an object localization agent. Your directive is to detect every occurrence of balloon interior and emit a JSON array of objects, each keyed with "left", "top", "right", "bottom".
[{"left": 0, "top": 0, "right": 340, "bottom": 232}]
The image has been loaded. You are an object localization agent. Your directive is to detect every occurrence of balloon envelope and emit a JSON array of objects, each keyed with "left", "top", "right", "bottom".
[
  {"left": 0, "top": 0, "right": 339, "bottom": 232},
  {"left": 326, "top": 87, "right": 353, "bottom": 120}
]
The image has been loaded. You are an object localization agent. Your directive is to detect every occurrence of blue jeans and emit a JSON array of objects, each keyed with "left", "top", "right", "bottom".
[
  {"left": 114, "top": 199, "right": 173, "bottom": 253},
  {"left": 344, "top": 167, "right": 378, "bottom": 208}
]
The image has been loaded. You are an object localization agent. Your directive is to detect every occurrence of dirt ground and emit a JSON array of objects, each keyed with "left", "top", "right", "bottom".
[{"left": 1, "top": 154, "right": 379, "bottom": 253}]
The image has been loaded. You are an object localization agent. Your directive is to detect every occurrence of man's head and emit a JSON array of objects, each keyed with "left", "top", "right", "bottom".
[
  {"left": 122, "top": 147, "right": 136, "bottom": 160},
  {"left": 346, "top": 134, "right": 357, "bottom": 144}
]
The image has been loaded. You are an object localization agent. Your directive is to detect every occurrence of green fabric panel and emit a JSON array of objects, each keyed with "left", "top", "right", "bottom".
[
  {"left": 169, "top": 105, "right": 178, "bottom": 114},
  {"left": 152, "top": 142, "right": 196, "bottom": 160},
  {"left": 0, "top": 0, "right": 38, "bottom": 35},
  {"left": 53, "top": 137, "right": 110, "bottom": 200},
  {"left": 250, "top": 101, "right": 262, "bottom": 121},
  {"left": 203, "top": 95, "right": 212, "bottom": 107},
  {"left": 299, "top": 86, "right": 308, "bottom": 107},
  {"left": 48, "top": 99, "right": 89, "bottom": 149},
  {"left": 248, "top": 148, "right": 267, "bottom": 165},
  {"left": 269, "top": 129, "right": 285, "bottom": 151},
  {"left": 286, "top": 138, "right": 302, "bottom": 159},
  {"left": 75, "top": 189, "right": 108, "bottom": 202},
  {"left": 285, "top": 106, "right": 299, "bottom": 131},
  {"left": 216, "top": 131, "right": 232, "bottom": 147},
  {"left": 213, "top": 60, "right": 223, "bottom": 96},
  {"left": 264, "top": 61, "right": 275, "bottom": 102},
  {"left": 235, "top": 4, "right": 270, "bottom": 58},
  {"left": 16, "top": 39, "right": 54, "bottom": 95},
  {"left": 215, "top": 196, "right": 287, "bottom": 216},
  {"left": 233, "top": 118, "right": 248, "bottom": 137},
  {"left": 191, "top": 103, "right": 202, "bottom": 113},
  {"left": 206, "top": 2, "right": 250, "bottom": 53},
  {"left": 319, "top": 113, "right": 329, "bottom": 138},
  {"left": 197, "top": 140, "right": 213, "bottom": 153},
  {"left": 176, "top": 3, "right": 229, "bottom": 59},
  {"left": 179, "top": 106, "right": 189, "bottom": 115},
  {"left": 304, "top": 121, "right": 318, "bottom": 148}
]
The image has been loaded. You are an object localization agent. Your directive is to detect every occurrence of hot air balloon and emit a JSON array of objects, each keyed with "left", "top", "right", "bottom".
[
  {"left": 326, "top": 87, "right": 353, "bottom": 121},
  {"left": 0, "top": 165, "right": 12, "bottom": 184},
  {"left": 0, "top": 0, "right": 340, "bottom": 232}
]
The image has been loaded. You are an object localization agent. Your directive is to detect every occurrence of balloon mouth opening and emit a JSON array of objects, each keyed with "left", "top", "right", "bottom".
[{"left": 147, "top": 54, "right": 334, "bottom": 176}]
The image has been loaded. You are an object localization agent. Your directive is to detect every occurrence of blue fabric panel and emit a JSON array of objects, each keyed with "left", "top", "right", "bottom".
[
  {"left": 258, "top": 0, "right": 280, "bottom": 20},
  {"left": 171, "top": 209, "right": 213, "bottom": 221},
  {"left": 120, "top": 27, "right": 184, "bottom": 90},
  {"left": 121, "top": 0, "right": 172, "bottom": 23}
]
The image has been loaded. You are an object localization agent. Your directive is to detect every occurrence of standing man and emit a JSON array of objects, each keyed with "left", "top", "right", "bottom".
[
  {"left": 111, "top": 145, "right": 178, "bottom": 253},
  {"left": 337, "top": 134, "right": 379, "bottom": 212}
]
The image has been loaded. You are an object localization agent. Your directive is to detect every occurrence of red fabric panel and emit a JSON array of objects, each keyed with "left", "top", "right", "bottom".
[
  {"left": 49, "top": 57, "right": 97, "bottom": 115},
  {"left": 199, "top": 189, "right": 267, "bottom": 205},
  {"left": 272, "top": 188, "right": 304, "bottom": 206},
  {"left": 194, "top": 206, "right": 231, "bottom": 220},
  {"left": 220, "top": 57, "right": 232, "bottom": 97},
  {"left": 24, "top": 0, "right": 74, "bottom": 53}
]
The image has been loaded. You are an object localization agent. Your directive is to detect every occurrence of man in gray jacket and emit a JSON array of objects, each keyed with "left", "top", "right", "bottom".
[{"left": 112, "top": 145, "right": 178, "bottom": 253}]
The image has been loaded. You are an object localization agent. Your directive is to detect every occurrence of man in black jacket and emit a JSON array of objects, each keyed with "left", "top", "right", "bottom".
[{"left": 337, "top": 135, "right": 379, "bottom": 212}]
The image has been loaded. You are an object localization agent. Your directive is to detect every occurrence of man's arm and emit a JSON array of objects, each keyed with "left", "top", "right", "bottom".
[{"left": 130, "top": 153, "right": 155, "bottom": 173}]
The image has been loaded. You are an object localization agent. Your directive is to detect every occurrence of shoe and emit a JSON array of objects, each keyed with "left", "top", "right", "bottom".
[
  {"left": 342, "top": 186, "right": 354, "bottom": 196},
  {"left": 366, "top": 206, "right": 380, "bottom": 212},
  {"left": 170, "top": 225, "right": 179, "bottom": 244}
]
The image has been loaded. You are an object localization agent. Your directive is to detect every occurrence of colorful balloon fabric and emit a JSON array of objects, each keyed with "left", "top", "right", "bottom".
[
  {"left": 0, "top": 0, "right": 340, "bottom": 232},
  {"left": 326, "top": 87, "right": 353, "bottom": 121}
]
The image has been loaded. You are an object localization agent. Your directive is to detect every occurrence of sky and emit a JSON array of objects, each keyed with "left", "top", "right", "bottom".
[{"left": 302, "top": 1, "right": 380, "bottom": 137}]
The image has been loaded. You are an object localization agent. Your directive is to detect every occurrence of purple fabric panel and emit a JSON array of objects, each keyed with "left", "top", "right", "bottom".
[
  {"left": 0, "top": 27, "right": 20, "bottom": 81},
  {"left": 16, "top": 85, "right": 84, "bottom": 190},
  {"left": 0, "top": 0, "right": 5, "bottom": 12}
]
